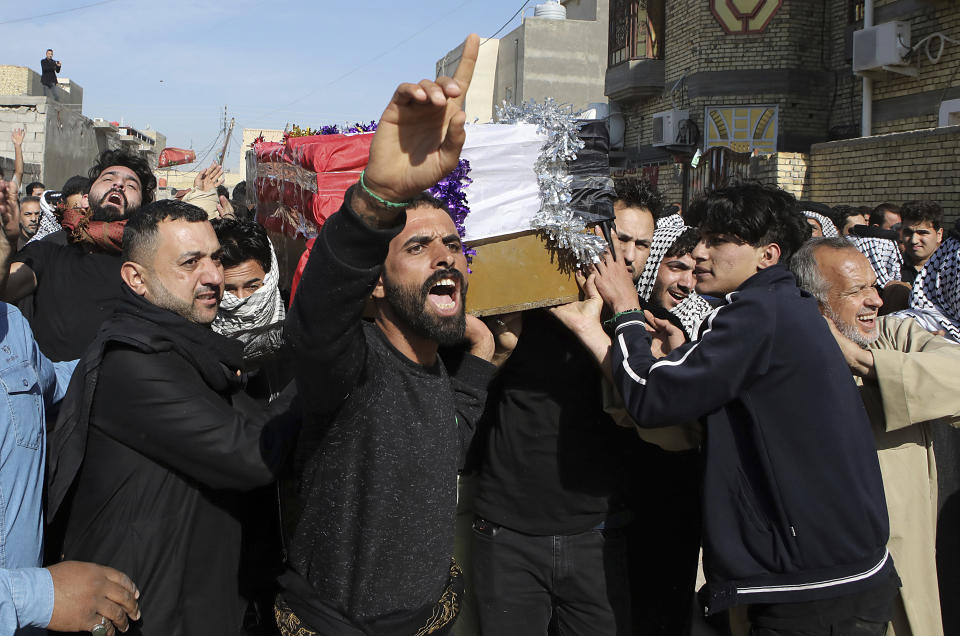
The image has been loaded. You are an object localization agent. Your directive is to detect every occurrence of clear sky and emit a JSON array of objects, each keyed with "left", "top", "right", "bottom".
[{"left": 0, "top": 0, "right": 534, "bottom": 173}]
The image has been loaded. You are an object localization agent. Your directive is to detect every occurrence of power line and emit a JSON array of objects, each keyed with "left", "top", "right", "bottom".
[
  {"left": 0, "top": 0, "right": 123, "bottom": 25},
  {"left": 482, "top": 0, "right": 531, "bottom": 44},
  {"left": 185, "top": 130, "right": 223, "bottom": 172}
]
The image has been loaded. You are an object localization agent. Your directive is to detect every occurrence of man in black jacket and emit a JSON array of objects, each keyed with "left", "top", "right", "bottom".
[
  {"left": 46, "top": 199, "right": 298, "bottom": 635},
  {"left": 40, "top": 49, "right": 60, "bottom": 98},
  {"left": 277, "top": 34, "right": 496, "bottom": 636},
  {"left": 562, "top": 183, "right": 899, "bottom": 635}
]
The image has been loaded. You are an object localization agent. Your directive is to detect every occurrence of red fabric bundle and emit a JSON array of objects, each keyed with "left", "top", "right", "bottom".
[{"left": 252, "top": 133, "right": 373, "bottom": 237}]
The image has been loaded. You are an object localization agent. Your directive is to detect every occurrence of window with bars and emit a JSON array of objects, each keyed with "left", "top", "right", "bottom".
[{"left": 608, "top": 0, "right": 665, "bottom": 67}]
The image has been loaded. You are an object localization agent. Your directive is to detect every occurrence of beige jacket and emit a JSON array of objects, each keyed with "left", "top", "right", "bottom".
[
  {"left": 859, "top": 317, "right": 960, "bottom": 636},
  {"left": 181, "top": 188, "right": 220, "bottom": 220}
]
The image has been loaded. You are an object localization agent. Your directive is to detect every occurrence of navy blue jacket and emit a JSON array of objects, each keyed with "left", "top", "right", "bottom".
[{"left": 611, "top": 265, "right": 895, "bottom": 613}]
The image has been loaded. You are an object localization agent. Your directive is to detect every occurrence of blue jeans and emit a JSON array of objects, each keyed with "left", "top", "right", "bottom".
[{"left": 470, "top": 518, "right": 631, "bottom": 636}]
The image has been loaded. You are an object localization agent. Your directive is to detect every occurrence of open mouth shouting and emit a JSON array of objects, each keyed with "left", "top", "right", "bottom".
[
  {"left": 102, "top": 189, "right": 126, "bottom": 211},
  {"left": 427, "top": 275, "right": 461, "bottom": 317}
]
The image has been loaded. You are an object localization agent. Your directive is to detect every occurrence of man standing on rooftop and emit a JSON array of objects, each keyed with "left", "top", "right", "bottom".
[{"left": 40, "top": 50, "right": 60, "bottom": 100}]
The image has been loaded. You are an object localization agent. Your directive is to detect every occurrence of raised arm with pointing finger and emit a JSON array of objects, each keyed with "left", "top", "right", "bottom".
[{"left": 279, "top": 35, "right": 495, "bottom": 636}]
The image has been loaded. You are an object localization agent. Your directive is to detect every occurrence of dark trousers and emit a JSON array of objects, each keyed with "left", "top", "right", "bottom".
[
  {"left": 747, "top": 581, "right": 896, "bottom": 636},
  {"left": 750, "top": 618, "right": 887, "bottom": 636},
  {"left": 470, "top": 518, "right": 631, "bottom": 636}
]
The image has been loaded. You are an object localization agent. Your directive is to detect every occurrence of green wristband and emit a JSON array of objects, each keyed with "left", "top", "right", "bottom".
[
  {"left": 359, "top": 170, "right": 410, "bottom": 209},
  {"left": 602, "top": 308, "right": 643, "bottom": 329}
]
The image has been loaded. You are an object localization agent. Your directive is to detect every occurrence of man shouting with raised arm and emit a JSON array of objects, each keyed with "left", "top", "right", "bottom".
[{"left": 278, "top": 34, "right": 496, "bottom": 636}]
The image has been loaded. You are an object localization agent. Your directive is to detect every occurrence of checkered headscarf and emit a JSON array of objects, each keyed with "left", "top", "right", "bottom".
[
  {"left": 803, "top": 210, "right": 839, "bottom": 238},
  {"left": 28, "top": 190, "right": 63, "bottom": 244},
  {"left": 846, "top": 235, "right": 903, "bottom": 287},
  {"left": 910, "top": 235, "right": 960, "bottom": 341},
  {"left": 637, "top": 214, "right": 685, "bottom": 301},
  {"left": 635, "top": 213, "right": 713, "bottom": 339}
]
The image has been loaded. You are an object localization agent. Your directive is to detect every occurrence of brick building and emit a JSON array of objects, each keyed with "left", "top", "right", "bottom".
[{"left": 606, "top": 0, "right": 960, "bottom": 221}]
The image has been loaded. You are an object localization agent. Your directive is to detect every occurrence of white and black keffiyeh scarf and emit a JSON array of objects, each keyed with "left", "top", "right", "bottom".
[
  {"left": 846, "top": 235, "right": 903, "bottom": 287},
  {"left": 802, "top": 210, "right": 839, "bottom": 238},
  {"left": 635, "top": 213, "right": 712, "bottom": 339},
  {"left": 212, "top": 243, "right": 286, "bottom": 360},
  {"left": 909, "top": 235, "right": 960, "bottom": 341},
  {"left": 672, "top": 293, "right": 713, "bottom": 339},
  {"left": 636, "top": 213, "right": 685, "bottom": 301},
  {"left": 28, "top": 190, "right": 63, "bottom": 243}
]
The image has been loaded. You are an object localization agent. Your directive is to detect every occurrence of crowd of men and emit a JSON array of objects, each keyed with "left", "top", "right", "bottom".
[{"left": 0, "top": 35, "right": 958, "bottom": 636}]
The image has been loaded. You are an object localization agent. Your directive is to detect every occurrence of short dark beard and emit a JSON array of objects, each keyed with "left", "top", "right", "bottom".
[
  {"left": 90, "top": 190, "right": 136, "bottom": 222},
  {"left": 382, "top": 268, "right": 467, "bottom": 347}
]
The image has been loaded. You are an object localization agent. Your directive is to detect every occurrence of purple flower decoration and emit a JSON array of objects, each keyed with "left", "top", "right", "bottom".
[{"left": 429, "top": 158, "right": 475, "bottom": 270}]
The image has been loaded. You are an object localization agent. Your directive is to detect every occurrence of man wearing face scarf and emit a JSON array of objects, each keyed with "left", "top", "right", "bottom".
[
  {"left": 211, "top": 219, "right": 293, "bottom": 635},
  {"left": 211, "top": 219, "right": 290, "bottom": 401},
  {"left": 2, "top": 150, "right": 157, "bottom": 361}
]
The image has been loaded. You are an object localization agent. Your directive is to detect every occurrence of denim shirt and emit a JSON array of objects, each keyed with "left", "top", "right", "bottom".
[{"left": 0, "top": 304, "right": 77, "bottom": 633}]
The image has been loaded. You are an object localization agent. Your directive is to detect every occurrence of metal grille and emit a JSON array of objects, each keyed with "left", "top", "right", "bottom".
[
  {"left": 609, "top": 0, "right": 638, "bottom": 66},
  {"left": 609, "top": 0, "right": 665, "bottom": 67},
  {"left": 686, "top": 147, "right": 752, "bottom": 202}
]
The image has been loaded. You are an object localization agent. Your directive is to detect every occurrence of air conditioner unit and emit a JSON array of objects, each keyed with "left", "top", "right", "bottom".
[
  {"left": 651, "top": 109, "right": 688, "bottom": 147},
  {"left": 853, "top": 21, "right": 916, "bottom": 77}
]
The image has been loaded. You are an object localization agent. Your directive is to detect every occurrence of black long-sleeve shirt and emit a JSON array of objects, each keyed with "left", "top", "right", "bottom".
[{"left": 281, "top": 187, "right": 494, "bottom": 627}]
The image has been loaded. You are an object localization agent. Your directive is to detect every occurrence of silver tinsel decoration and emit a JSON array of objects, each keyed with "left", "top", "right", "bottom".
[{"left": 496, "top": 99, "right": 608, "bottom": 269}]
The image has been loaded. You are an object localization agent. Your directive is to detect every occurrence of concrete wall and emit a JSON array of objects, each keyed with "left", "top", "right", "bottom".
[
  {"left": 437, "top": 0, "right": 608, "bottom": 120},
  {"left": 493, "top": 23, "right": 525, "bottom": 107},
  {"left": 0, "top": 156, "right": 41, "bottom": 186},
  {"left": 0, "top": 96, "right": 101, "bottom": 193},
  {"left": 42, "top": 99, "right": 101, "bottom": 192},
  {"left": 563, "top": 0, "right": 598, "bottom": 21},
  {"left": 515, "top": 5, "right": 609, "bottom": 112},
  {"left": 806, "top": 125, "right": 960, "bottom": 223},
  {"left": 437, "top": 39, "right": 500, "bottom": 123}
]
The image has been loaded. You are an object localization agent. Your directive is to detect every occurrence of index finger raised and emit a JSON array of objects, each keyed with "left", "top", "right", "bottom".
[{"left": 451, "top": 34, "right": 480, "bottom": 104}]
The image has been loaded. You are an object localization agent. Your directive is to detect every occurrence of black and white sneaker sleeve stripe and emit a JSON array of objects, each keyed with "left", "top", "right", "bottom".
[{"left": 610, "top": 293, "right": 773, "bottom": 428}]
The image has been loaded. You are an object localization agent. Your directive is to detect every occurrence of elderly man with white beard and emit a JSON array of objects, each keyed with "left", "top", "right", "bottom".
[{"left": 792, "top": 236, "right": 960, "bottom": 636}]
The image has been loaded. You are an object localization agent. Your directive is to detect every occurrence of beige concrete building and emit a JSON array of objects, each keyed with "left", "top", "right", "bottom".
[
  {"left": 239, "top": 127, "right": 284, "bottom": 181},
  {"left": 0, "top": 65, "right": 165, "bottom": 193},
  {"left": 436, "top": 0, "right": 609, "bottom": 122}
]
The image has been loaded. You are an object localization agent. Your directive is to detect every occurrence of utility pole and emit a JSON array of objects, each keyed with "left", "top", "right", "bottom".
[{"left": 218, "top": 117, "right": 235, "bottom": 166}]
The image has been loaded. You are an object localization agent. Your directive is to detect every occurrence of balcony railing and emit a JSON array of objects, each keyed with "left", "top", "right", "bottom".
[{"left": 609, "top": 0, "right": 664, "bottom": 67}]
